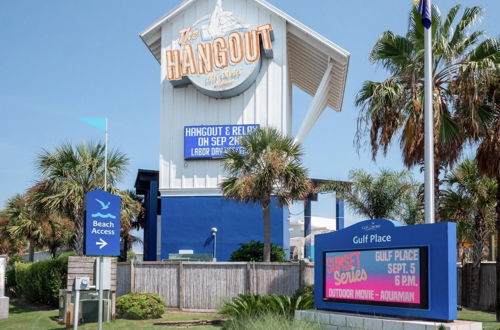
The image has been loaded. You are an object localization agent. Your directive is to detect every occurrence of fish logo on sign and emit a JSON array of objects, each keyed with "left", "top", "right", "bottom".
[{"left": 85, "top": 190, "right": 121, "bottom": 256}]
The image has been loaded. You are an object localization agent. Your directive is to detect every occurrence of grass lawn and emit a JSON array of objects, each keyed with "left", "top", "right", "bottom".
[
  {"left": 459, "top": 308, "right": 500, "bottom": 330},
  {"left": 6, "top": 302, "right": 499, "bottom": 330},
  {"left": 0, "top": 302, "right": 222, "bottom": 330}
]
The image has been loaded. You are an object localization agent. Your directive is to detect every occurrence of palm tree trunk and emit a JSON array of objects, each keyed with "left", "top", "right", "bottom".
[
  {"left": 121, "top": 237, "right": 129, "bottom": 262},
  {"left": 495, "top": 174, "right": 500, "bottom": 321},
  {"left": 50, "top": 247, "right": 57, "bottom": 259},
  {"left": 433, "top": 156, "right": 441, "bottom": 222},
  {"left": 73, "top": 208, "right": 85, "bottom": 256},
  {"left": 262, "top": 202, "right": 271, "bottom": 263},
  {"left": 28, "top": 239, "right": 35, "bottom": 262},
  {"left": 471, "top": 216, "right": 485, "bottom": 309},
  {"left": 457, "top": 240, "right": 464, "bottom": 265}
]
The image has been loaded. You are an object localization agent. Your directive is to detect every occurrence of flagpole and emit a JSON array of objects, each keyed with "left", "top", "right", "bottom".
[
  {"left": 423, "top": 1, "right": 434, "bottom": 224},
  {"left": 99, "top": 118, "right": 108, "bottom": 330},
  {"left": 104, "top": 118, "right": 108, "bottom": 191}
]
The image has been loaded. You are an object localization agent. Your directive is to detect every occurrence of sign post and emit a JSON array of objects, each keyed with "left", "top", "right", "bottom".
[{"left": 85, "top": 189, "right": 121, "bottom": 330}]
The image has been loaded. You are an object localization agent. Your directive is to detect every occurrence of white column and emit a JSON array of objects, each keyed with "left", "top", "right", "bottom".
[
  {"left": 0, "top": 255, "right": 9, "bottom": 319},
  {"left": 294, "top": 59, "right": 334, "bottom": 144}
]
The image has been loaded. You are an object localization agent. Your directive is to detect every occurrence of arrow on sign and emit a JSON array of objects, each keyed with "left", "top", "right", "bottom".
[{"left": 96, "top": 238, "right": 107, "bottom": 249}]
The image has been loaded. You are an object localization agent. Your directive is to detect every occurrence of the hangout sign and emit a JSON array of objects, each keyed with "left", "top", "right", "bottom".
[{"left": 165, "top": 0, "right": 274, "bottom": 98}]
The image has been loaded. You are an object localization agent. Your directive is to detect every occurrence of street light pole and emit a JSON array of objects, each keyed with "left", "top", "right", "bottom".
[{"left": 211, "top": 227, "right": 217, "bottom": 262}]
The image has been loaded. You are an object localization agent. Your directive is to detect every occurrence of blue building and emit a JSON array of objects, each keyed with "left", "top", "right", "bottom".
[{"left": 136, "top": 0, "right": 350, "bottom": 261}]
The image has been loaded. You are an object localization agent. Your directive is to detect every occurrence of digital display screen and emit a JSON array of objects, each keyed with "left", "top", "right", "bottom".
[
  {"left": 323, "top": 247, "right": 428, "bottom": 308},
  {"left": 184, "top": 124, "right": 259, "bottom": 159}
]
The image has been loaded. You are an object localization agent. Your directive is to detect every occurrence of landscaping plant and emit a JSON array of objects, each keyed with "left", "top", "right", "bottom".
[
  {"left": 14, "top": 252, "right": 71, "bottom": 306},
  {"left": 223, "top": 312, "right": 323, "bottom": 330},
  {"left": 116, "top": 293, "right": 166, "bottom": 320},
  {"left": 230, "top": 241, "right": 287, "bottom": 262},
  {"left": 219, "top": 290, "right": 314, "bottom": 327}
]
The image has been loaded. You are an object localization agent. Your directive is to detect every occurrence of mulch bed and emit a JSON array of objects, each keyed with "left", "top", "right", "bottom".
[{"left": 153, "top": 319, "right": 226, "bottom": 326}]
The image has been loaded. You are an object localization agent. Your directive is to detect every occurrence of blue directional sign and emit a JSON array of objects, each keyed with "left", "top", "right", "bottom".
[{"left": 85, "top": 190, "right": 121, "bottom": 256}]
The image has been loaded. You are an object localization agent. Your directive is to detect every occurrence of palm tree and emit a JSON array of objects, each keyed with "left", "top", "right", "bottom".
[
  {"left": 26, "top": 184, "right": 76, "bottom": 258},
  {"left": 441, "top": 159, "right": 496, "bottom": 309},
  {"left": 0, "top": 210, "right": 27, "bottom": 256},
  {"left": 117, "top": 190, "right": 144, "bottom": 261},
  {"left": 34, "top": 142, "right": 128, "bottom": 255},
  {"left": 320, "top": 169, "right": 421, "bottom": 224},
  {"left": 465, "top": 69, "right": 500, "bottom": 318},
  {"left": 4, "top": 194, "right": 45, "bottom": 262},
  {"left": 40, "top": 215, "right": 75, "bottom": 258},
  {"left": 355, "top": 4, "right": 498, "bottom": 220},
  {"left": 220, "top": 128, "right": 312, "bottom": 262}
]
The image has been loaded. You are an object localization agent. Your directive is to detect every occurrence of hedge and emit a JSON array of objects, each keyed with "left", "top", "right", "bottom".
[
  {"left": 230, "top": 241, "right": 287, "bottom": 262},
  {"left": 15, "top": 253, "right": 72, "bottom": 307},
  {"left": 116, "top": 293, "right": 166, "bottom": 319}
]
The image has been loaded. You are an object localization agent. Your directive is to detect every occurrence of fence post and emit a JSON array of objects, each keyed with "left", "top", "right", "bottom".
[
  {"left": 130, "top": 261, "right": 135, "bottom": 293},
  {"left": 178, "top": 262, "right": 184, "bottom": 309},
  {"left": 246, "top": 262, "right": 252, "bottom": 294},
  {"left": 299, "top": 260, "right": 305, "bottom": 287}
]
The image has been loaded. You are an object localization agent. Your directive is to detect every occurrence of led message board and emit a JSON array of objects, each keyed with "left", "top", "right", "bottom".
[
  {"left": 324, "top": 247, "right": 428, "bottom": 309},
  {"left": 184, "top": 124, "right": 259, "bottom": 159},
  {"left": 314, "top": 219, "right": 457, "bottom": 321}
]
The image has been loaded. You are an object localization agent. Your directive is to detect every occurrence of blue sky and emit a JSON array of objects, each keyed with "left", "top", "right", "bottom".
[{"left": 1, "top": 0, "right": 499, "bottom": 223}]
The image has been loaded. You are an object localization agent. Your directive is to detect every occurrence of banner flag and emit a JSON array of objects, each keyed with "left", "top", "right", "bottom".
[
  {"left": 203, "top": 234, "right": 214, "bottom": 247},
  {"left": 79, "top": 117, "right": 107, "bottom": 132},
  {"left": 417, "top": 0, "right": 431, "bottom": 29}
]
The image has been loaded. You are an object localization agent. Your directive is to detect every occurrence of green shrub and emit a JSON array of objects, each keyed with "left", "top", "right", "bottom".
[
  {"left": 6, "top": 269, "right": 16, "bottom": 288},
  {"left": 8, "top": 254, "right": 25, "bottom": 267},
  {"left": 126, "top": 250, "right": 136, "bottom": 262},
  {"left": 14, "top": 257, "right": 69, "bottom": 307},
  {"left": 223, "top": 312, "right": 322, "bottom": 330},
  {"left": 116, "top": 293, "right": 166, "bottom": 320},
  {"left": 264, "top": 294, "right": 314, "bottom": 317},
  {"left": 230, "top": 241, "right": 287, "bottom": 262},
  {"left": 5, "top": 269, "right": 17, "bottom": 297},
  {"left": 220, "top": 292, "right": 314, "bottom": 322},
  {"left": 220, "top": 294, "right": 265, "bottom": 319},
  {"left": 293, "top": 285, "right": 313, "bottom": 300},
  {"left": 56, "top": 251, "right": 75, "bottom": 261}
]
